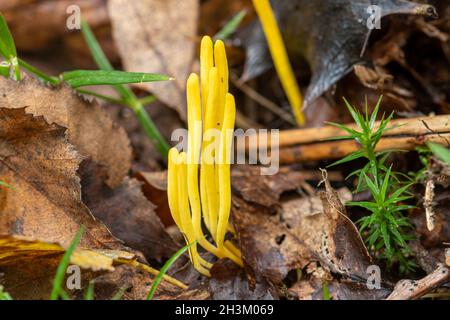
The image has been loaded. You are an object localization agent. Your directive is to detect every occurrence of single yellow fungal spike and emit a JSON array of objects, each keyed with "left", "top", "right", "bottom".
[
  {"left": 216, "top": 94, "right": 235, "bottom": 248},
  {"left": 200, "top": 36, "right": 214, "bottom": 118},
  {"left": 167, "top": 148, "right": 181, "bottom": 229},
  {"left": 202, "top": 67, "right": 220, "bottom": 239},
  {"left": 213, "top": 40, "right": 229, "bottom": 130},
  {"left": 177, "top": 152, "right": 211, "bottom": 276},
  {"left": 252, "top": 0, "right": 305, "bottom": 126}
]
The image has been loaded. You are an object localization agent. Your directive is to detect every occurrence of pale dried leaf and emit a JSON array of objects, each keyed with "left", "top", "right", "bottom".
[
  {"left": 0, "top": 76, "right": 131, "bottom": 188},
  {"left": 108, "top": 0, "right": 199, "bottom": 118}
]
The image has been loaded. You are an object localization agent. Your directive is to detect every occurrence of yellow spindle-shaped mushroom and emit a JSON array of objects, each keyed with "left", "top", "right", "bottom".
[
  {"left": 252, "top": 0, "right": 305, "bottom": 126},
  {"left": 177, "top": 152, "right": 212, "bottom": 276},
  {"left": 202, "top": 67, "right": 221, "bottom": 239},
  {"left": 200, "top": 36, "right": 214, "bottom": 119}
]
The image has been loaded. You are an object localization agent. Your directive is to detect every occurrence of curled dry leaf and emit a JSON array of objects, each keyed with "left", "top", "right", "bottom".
[
  {"left": 0, "top": 76, "right": 131, "bottom": 188},
  {"left": 239, "top": 0, "right": 437, "bottom": 107},
  {"left": 80, "top": 162, "right": 179, "bottom": 262},
  {"left": 289, "top": 275, "right": 389, "bottom": 300},
  {"left": 232, "top": 168, "right": 373, "bottom": 288},
  {"left": 0, "top": 104, "right": 181, "bottom": 299},
  {"left": 231, "top": 166, "right": 306, "bottom": 208},
  {"left": 0, "top": 108, "right": 117, "bottom": 249},
  {"left": 93, "top": 264, "right": 185, "bottom": 300},
  {"left": 0, "top": 235, "right": 138, "bottom": 300},
  {"left": 136, "top": 171, "right": 173, "bottom": 227},
  {"left": 108, "top": 0, "right": 199, "bottom": 118},
  {"left": 209, "top": 259, "right": 277, "bottom": 300},
  {"left": 0, "top": 235, "right": 134, "bottom": 272}
]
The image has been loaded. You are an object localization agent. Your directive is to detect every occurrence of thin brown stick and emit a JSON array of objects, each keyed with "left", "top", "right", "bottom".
[
  {"left": 386, "top": 264, "right": 450, "bottom": 300},
  {"left": 278, "top": 133, "right": 450, "bottom": 164},
  {"left": 277, "top": 115, "right": 450, "bottom": 148},
  {"left": 230, "top": 73, "right": 296, "bottom": 125},
  {"left": 237, "top": 115, "right": 450, "bottom": 164}
]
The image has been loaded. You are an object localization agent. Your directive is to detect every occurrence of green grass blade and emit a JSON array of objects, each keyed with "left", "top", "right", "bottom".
[
  {"left": 81, "top": 20, "right": 113, "bottom": 71},
  {"left": 214, "top": 10, "right": 247, "bottom": 41},
  {"left": 0, "top": 285, "right": 12, "bottom": 300},
  {"left": 146, "top": 241, "right": 195, "bottom": 300},
  {"left": 328, "top": 150, "right": 365, "bottom": 167},
  {"left": 58, "top": 289, "right": 71, "bottom": 301},
  {"left": 62, "top": 70, "right": 171, "bottom": 88},
  {"left": 80, "top": 21, "right": 169, "bottom": 159},
  {"left": 0, "top": 13, "right": 17, "bottom": 58},
  {"left": 369, "top": 95, "right": 383, "bottom": 130},
  {"left": 322, "top": 281, "right": 330, "bottom": 300},
  {"left": 18, "top": 58, "right": 60, "bottom": 85},
  {"left": 111, "top": 287, "right": 127, "bottom": 300},
  {"left": 50, "top": 226, "right": 85, "bottom": 300},
  {"left": 428, "top": 142, "right": 450, "bottom": 166},
  {"left": 76, "top": 89, "right": 124, "bottom": 105},
  {"left": 138, "top": 95, "right": 157, "bottom": 106},
  {"left": 80, "top": 21, "right": 136, "bottom": 104},
  {"left": 84, "top": 281, "right": 95, "bottom": 300},
  {"left": 134, "top": 105, "right": 170, "bottom": 156},
  {"left": 0, "top": 180, "right": 14, "bottom": 189}
]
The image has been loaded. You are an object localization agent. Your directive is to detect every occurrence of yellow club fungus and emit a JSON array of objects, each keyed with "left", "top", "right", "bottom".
[
  {"left": 167, "top": 36, "right": 243, "bottom": 276},
  {"left": 252, "top": 0, "right": 305, "bottom": 126}
]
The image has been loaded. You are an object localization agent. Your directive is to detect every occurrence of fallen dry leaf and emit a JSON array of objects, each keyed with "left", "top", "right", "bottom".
[
  {"left": 0, "top": 76, "right": 131, "bottom": 188},
  {"left": 231, "top": 165, "right": 306, "bottom": 208},
  {"left": 232, "top": 169, "right": 374, "bottom": 286},
  {"left": 80, "top": 162, "right": 179, "bottom": 262},
  {"left": 209, "top": 259, "right": 277, "bottom": 300},
  {"left": 0, "top": 108, "right": 117, "bottom": 249},
  {"left": 239, "top": 0, "right": 437, "bottom": 107},
  {"left": 137, "top": 171, "right": 173, "bottom": 227},
  {"left": 0, "top": 235, "right": 137, "bottom": 300},
  {"left": 93, "top": 264, "right": 183, "bottom": 300},
  {"left": 108, "top": 0, "right": 199, "bottom": 118},
  {"left": 0, "top": 235, "right": 134, "bottom": 272},
  {"left": 289, "top": 274, "right": 389, "bottom": 300}
]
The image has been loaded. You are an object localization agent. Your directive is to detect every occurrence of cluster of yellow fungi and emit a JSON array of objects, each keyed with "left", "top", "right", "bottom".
[{"left": 167, "top": 36, "right": 243, "bottom": 276}]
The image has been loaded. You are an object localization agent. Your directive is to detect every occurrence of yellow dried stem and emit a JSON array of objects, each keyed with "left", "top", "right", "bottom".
[{"left": 252, "top": 0, "right": 305, "bottom": 125}]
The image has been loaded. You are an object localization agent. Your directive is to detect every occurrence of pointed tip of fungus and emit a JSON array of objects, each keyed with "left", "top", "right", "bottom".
[{"left": 201, "top": 35, "right": 213, "bottom": 46}]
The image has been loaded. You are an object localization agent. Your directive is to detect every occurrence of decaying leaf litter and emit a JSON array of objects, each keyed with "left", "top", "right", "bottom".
[{"left": 0, "top": 0, "right": 450, "bottom": 300}]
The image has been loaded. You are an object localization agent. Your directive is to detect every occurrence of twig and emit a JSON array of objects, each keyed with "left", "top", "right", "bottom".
[
  {"left": 424, "top": 179, "right": 436, "bottom": 231},
  {"left": 386, "top": 264, "right": 450, "bottom": 300},
  {"left": 239, "top": 115, "right": 450, "bottom": 164},
  {"left": 277, "top": 115, "right": 450, "bottom": 148},
  {"left": 230, "top": 73, "right": 296, "bottom": 125},
  {"left": 115, "top": 258, "right": 187, "bottom": 290},
  {"left": 278, "top": 133, "right": 450, "bottom": 164}
]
